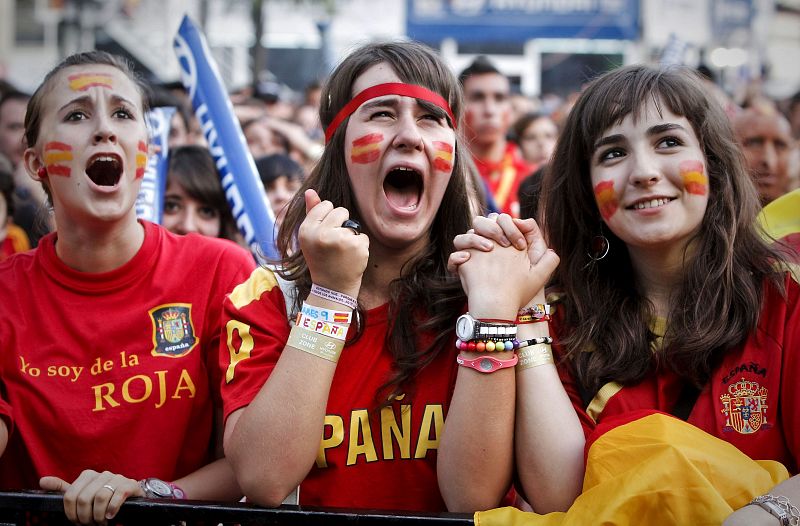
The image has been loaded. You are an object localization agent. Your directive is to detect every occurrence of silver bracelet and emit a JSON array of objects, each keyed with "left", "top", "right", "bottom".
[{"left": 749, "top": 494, "right": 800, "bottom": 526}]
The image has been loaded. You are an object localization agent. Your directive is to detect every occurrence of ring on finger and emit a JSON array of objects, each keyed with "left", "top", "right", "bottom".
[
  {"left": 102, "top": 484, "right": 115, "bottom": 494},
  {"left": 341, "top": 219, "right": 361, "bottom": 235}
]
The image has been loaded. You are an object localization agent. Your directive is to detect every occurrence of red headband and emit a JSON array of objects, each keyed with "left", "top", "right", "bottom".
[{"left": 324, "top": 82, "right": 457, "bottom": 143}]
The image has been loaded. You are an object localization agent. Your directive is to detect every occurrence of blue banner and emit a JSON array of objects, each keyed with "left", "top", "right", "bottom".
[
  {"left": 174, "top": 15, "right": 278, "bottom": 260},
  {"left": 406, "top": 0, "right": 640, "bottom": 42},
  {"left": 136, "top": 106, "right": 174, "bottom": 224}
]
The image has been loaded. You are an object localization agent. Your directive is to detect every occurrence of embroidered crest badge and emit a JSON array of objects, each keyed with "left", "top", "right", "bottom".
[
  {"left": 720, "top": 377, "right": 770, "bottom": 434},
  {"left": 149, "top": 304, "right": 198, "bottom": 357}
]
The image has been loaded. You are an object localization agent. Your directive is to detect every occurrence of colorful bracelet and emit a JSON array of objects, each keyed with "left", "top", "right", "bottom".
[
  {"left": 517, "top": 304, "right": 551, "bottom": 324},
  {"left": 516, "top": 343, "right": 554, "bottom": 370},
  {"left": 455, "top": 335, "right": 552, "bottom": 352},
  {"left": 310, "top": 283, "right": 358, "bottom": 309},
  {"left": 301, "top": 302, "right": 352, "bottom": 324},
  {"left": 286, "top": 325, "right": 345, "bottom": 362},
  {"left": 295, "top": 312, "right": 349, "bottom": 341}
]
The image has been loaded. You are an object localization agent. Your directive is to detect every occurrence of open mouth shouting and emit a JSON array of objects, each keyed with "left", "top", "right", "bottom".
[
  {"left": 384, "top": 166, "right": 423, "bottom": 213},
  {"left": 86, "top": 153, "right": 123, "bottom": 188}
]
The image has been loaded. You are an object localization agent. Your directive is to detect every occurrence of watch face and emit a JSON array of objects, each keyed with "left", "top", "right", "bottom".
[
  {"left": 456, "top": 314, "right": 474, "bottom": 340},
  {"left": 147, "top": 478, "right": 173, "bottom": 498}
]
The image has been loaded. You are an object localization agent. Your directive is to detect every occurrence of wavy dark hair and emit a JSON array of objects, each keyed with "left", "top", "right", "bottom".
[
  {"left": 540, "top": 64, "right": 784, "bottom": 394},
  {"left": 275, "top": 41, "right": 471, "bottom": 407}
]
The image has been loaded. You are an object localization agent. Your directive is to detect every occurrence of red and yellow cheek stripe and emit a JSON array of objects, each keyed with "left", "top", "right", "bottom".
[
  {"left": 68, "top": 72, "right": 114, "bottom": 92},
  {"left": 350, "top": 133, "right": 383, "bottom": 164},
  {"left": 43, "top": 142, "right": 73, "bottom": 177},
  {"left": 594, "top": 180, "right": 619, "bottom": 220},
  {"left": 432, "top": 141, "right": 454, "bottom": 172},
  {"left": 135, "top": 141, "right": 148, "bottom": 179},
  {"left": 680, "top": 160, "right": 708, "bottom": 196}
]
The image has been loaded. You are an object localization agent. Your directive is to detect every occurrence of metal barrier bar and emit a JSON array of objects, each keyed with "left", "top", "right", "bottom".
[{"left": 0, "top": 491, "right": 475, "bottom": 525}]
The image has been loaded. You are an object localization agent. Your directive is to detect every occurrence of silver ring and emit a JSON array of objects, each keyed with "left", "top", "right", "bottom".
[
  {"left": 341, "top": 219, "right": 361, "bottom": 235},
  {"left": 102, "top": 484, "right": 115, "bottom": 494}
]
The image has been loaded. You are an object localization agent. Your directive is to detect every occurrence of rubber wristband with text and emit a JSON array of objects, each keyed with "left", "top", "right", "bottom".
[{"left": 287, "top": 326, "right": 344, "bottom": 362}]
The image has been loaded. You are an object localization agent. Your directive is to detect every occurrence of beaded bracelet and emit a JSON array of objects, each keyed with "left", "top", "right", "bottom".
[
  {"left": 310, "top": 283, "right": 358, "bottom": 309},
  {"left": 456, "top": 336, "right": 553, "bottom": 352}
]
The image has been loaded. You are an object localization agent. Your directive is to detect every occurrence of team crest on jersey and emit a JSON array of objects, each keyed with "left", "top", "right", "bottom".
[
  {"left": 720, "top": 377, "right": 770, "bottom": 435},
  {"left": 149, "top": 303, "right": 198, "bottom": 357}
]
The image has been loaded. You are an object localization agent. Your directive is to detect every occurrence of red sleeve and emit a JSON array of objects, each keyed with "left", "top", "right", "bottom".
[
  {"left": 779, "top": 273, "right": 800, "bottom": 469},
  {"left": 219, "top": 267, "right": 292, "bottom": 421}
]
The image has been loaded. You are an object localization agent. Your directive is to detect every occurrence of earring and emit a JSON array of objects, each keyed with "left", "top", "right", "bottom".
[
  {"left": 588, "top": 228, "right": 610, "bottom": 262},
  {"left": 37, "top": 166, "right": 47, "bottom": 178}
]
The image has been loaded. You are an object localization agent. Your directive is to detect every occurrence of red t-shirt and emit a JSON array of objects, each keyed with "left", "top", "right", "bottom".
[
  {"left": 554, "top": 274, "right": 800, "bottom": 472},
  {"left": 473, "top": 142, "right": 532, "bottom": 217},
  {"left": 220, "top": 267, "right": 460, "bottom": 511},
  {"left": 0, "top": 220, "right": 255, "bottom": 488}
]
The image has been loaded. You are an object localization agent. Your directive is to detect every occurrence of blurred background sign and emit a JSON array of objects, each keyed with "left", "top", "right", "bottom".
[{"left": 406, "top": 0, "right": 640, "bottom": 43}]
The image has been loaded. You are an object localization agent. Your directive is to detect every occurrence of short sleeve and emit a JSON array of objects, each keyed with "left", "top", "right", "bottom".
[{"left": 219, "top": 266, "right": 292, "bottom": 421}]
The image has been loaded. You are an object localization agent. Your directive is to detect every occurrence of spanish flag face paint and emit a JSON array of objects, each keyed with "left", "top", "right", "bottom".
[
  {"left": 135, "top": 141, "right": 148, "bottom": 179},
  {"left": 68, "top": 72, "right": 114, "bottom": 92},
  {"left": 350, "top": 133, "right": 383, "bottom": 164},
  {"left": 680, "top": 160, "right": 708, "bottom": 196},
  {"left": 43, "top": 142, "right": 74, "bottom": 177},
  {"left": 594, "top": 180, "right": 618, "bottom": 220},
  {"left": 432, "top": 141, "right": 454, "bottom": 173}
]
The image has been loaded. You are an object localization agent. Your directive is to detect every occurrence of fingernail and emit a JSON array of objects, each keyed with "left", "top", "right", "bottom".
[
  {"left": 500, "top": 237, "right": 511, "bottom": 247},
  {"left": 481, "top": 241, "right": 493, "bottom": 250},
  {"left": 515, "top": 239, "right": 527, "bottom": 250}
]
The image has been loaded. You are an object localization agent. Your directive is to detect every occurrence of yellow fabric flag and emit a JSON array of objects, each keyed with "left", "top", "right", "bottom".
[{"left": 475, "top": 413, "right": 789, "bottom": 526}]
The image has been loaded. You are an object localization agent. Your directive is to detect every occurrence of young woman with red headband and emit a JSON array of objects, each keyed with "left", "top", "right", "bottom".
[{"left": 220, "top": 41, "right": 578, "bottom": 512}]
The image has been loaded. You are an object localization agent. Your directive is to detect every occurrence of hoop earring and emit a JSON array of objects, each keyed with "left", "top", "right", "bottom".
[{"left": 588, "top": 229, "right": 610, "bottom": 262}]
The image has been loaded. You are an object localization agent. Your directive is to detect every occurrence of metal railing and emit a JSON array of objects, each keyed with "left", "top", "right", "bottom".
[{"left": 0, "top": 491, "right": 474, "bottom": 525}]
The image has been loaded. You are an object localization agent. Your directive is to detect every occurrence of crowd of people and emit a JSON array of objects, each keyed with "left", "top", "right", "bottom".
[{"left": 0, "top": 36, "right": 799, "bottom": 526}]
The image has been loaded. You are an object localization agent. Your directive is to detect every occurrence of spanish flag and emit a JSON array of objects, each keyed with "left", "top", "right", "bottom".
[
  {"left": 68, "top": 72, "right": 114, "bottom": 92},
  {"left": 432, "top": 141, "right": 453, "bottom": 172},
  {"left": 681, "top": 160, "right": 708, "bottom": 196},
  {"left": 593, "top": 180, "right": 618, "bottom": 220},
  {"left": 350, "top": 133, "right": 382, "bottom": 164}
]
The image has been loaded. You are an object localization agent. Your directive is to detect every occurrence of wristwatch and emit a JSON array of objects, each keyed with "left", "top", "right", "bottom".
[
  {"left": 139, "top": 478, "right": 186, "bottom": 499},
  {"left": 455, "top": 314, "right": 516, "bottom": 341},
  {"left": 456, "top": 354, "right": 518, "bottom": 373}
]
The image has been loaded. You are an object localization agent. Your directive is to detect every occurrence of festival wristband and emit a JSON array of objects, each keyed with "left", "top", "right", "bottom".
[
  {"left": 301, "top": 302, "right": 353, "bottom": 324},
  {"left": 286, "top": 326, "right": 345, "bottom": 362},
  {"left": 295, "top": 312, "right": 349, "bottom": 341},
  {"left": 517, "top": 304, "right": 551, "bottom": 324},
  {"left": 310, "top": 283, "right": 358, "bottom": 310},
  {"left": 516, "top": 344, "right": 555, "bottom": 371}
]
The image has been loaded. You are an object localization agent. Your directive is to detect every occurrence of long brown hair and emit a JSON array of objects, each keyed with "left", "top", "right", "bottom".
[
  {"left": 540, "top": 65, "right": 784, "bottom": 394},
  {"left": 276, "top": 41, "right": 472, "bottom": 406}
]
